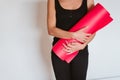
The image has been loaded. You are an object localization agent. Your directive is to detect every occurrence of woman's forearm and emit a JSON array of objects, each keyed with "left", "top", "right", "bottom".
[
  {"left": 48, "top": 27, "right": 74, "bottom": 39},
  {"left": 47, "top": 0, "right": 74, "bottom": 39}
]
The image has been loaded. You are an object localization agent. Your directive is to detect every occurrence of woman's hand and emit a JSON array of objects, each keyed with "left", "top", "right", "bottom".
[
  {"left": 72, "top": 26, "right": 91, "bottom": 43},
  {"left": 63, "top": 33, "right": 96, "bottom": 55},
  {"left": 63, "top": 41, "right": 87, "bottom": 55}
]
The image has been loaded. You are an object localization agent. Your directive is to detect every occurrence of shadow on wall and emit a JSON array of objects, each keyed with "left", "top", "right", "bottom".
[{"left": 36, "top": 1, "right": 54, "bottom": 80}]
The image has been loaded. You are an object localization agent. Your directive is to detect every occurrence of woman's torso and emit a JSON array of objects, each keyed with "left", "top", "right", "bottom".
[{"left": 53, "top": 0, "right": 88, "bottom": 45}]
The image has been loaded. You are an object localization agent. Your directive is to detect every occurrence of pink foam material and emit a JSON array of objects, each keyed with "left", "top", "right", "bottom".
[{"left": 52, "top": 3, "right": 113, "bottom": 63}]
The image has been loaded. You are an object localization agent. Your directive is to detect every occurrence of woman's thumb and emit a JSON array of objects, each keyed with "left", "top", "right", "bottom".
[{"left": 80, "top": 26, "right": 88, "bottom": 31}]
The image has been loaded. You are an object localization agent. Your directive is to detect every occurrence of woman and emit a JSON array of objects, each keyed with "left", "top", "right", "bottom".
[{"left": 47, "top": 0, "right": 95, "bottom": 80}]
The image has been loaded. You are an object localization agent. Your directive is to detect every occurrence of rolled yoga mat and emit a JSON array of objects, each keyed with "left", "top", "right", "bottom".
[{"left": 52, "top": 3, "right": 113, "bottom": 63}]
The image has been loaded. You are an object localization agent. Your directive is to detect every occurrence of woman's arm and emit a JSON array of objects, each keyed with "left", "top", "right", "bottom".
[
  {"left": 87, "top": 0, "right": 95, "bottom": 11},
  {"left": 47, "top": 0, "right": 90, "bottom": 42},
  {"left": 63, "top": 0, "right": 96, "bottom": 53},
  {"left": 47, "top": 0, "right": 72, "bottom": 39}
]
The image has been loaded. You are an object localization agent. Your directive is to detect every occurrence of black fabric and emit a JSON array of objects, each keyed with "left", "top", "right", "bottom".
[
  {"left": 51, "top": 46, "right": 89, "bottom": 80},
  {"left": 51, "top": 0, "right": 89, "bottom": 80}
]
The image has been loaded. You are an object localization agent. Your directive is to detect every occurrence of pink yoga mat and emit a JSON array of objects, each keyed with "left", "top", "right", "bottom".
[{"left": 52, "top": 3, "right": 113, "bottom": 63}]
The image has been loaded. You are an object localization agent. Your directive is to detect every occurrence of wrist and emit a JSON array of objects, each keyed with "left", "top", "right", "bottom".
[{"left": 71, "top": 32, "right": 76, "bottom": 39}]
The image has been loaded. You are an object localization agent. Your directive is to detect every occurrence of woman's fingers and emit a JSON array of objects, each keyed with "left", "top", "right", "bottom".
[
  {"left": 86, "top": 33, "right": 91, "bottom": 37},
  {"left": 63, "top": 43, "right": 72, "bottom": 54},
  {"left": 80, "top": 34, "right": 91, "bottom": 43},
  {"left": 63, "top": 40, "right": 86, "bottom": 54},
  {"left": 62, "top": 41, "right": 74, "bottom": 54},
  {"left": 63, "top": 43, "right": 70, "bottom": 50},
  {"left": 79, "top": 26, "right": 88, "bottom": 31}
]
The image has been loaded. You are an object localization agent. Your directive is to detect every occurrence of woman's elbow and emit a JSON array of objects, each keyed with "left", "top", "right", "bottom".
[
  {"left": 48, "top": 30, "right": 53, "bottom": 35},
  {"left": 47, "top": 28, "right": 54, "bottom": 36}
]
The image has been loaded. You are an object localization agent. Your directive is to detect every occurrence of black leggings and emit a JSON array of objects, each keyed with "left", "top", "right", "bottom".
[{"left": 51, "top": 46, "right": 89, "bottom": 80}]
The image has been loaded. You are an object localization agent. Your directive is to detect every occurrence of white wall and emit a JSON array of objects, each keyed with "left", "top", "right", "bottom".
[
  {"left": 87, "top": 0, "right": 120, "bottom": 80},
  {"left": 0, "top": 0, "right": 120, "bottom": 80},
  {"left": 0, "top": 0, "right": 55, "bottom": 80}
]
